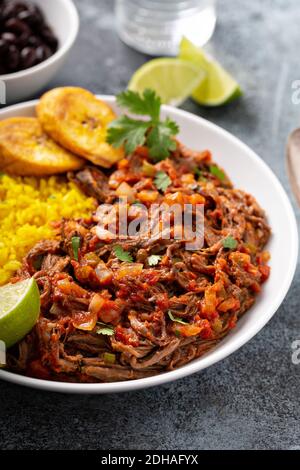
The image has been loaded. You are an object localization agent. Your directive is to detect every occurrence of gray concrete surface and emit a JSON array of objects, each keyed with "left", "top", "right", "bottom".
[{"left": 0, "top": 0, "right": 300, "bottom": 450}]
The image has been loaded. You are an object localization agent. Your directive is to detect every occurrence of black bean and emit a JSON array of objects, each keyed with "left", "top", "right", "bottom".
[
  {"left": 2, "top": 2, "right": 28, "bottom": 21},
  {"left": 1, "top": 32, "right": 17, "bottom": 43},
  {"left": 27, "top": 34, "right": 41, "bottom": 47},
  {"left": 43, "top": 44, "right": 52, "bottom": 60},
  {"left": 0, "top": 37, "right": 8, "bottom": 54},
  {"left": 4, "top": 18, "right": 31, "bottom": 36},
  {"left": 34, "top": 44, "right": 42, "bottom": 61},
  {"left": 20, "top": 45, "right": 36, "bottom": 68},
  {"left": 7, "top": 44, "right": 20, "bottom": 70},
  {"left": 35, "top": 43, "right": 51, "bottom": 62},
  {"left": 18, "top": 6, "right": 43, "bottom": 27},
  {"left": 40, "top": 26, "right": 58, "bottom": 51},
  {"left": 0, "top": 0, "right": 58, "bottom": 74}
]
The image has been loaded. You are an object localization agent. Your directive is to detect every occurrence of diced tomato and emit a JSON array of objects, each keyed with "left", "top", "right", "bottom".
[
  {"left": 187, "top": 193, "right": 206, "bottom": 205},
  {"left": 142, "top": 270, "right": 160, "bottom": 285},
  {"left": 156, "top": 293, "right": 169, "bottom": 311},
  {"left": 250, "top": 282, "right": 261, "bottom": 293},
  {"left": 161, "top": 255, "right": 170, "bottom": 267},
  {"left": 71, "top": 260, "right": 105, "bottom": 288},
  {"left": 118, "top": 158, "right": 129, "bottom": 169},
  {"left": 115, "top": 325, "right": 139, "bottom": 346},
  {"left": 259, "top": 264, "right": 270, "bottom": 282},
  {"left": 199, "top": 150, "right": 212, "bottom": 162},
  {"left": 257, "top": 251, "right": 271, "bottom": 264},
  {"left": 87, "top": 235, "right": 102, "bottom": 252},
  {"left": 200, "top": 324, "right": 214, "bottom": 339},
  {"left": 98, "top": 300, "right": 122, "bottom": 325}
]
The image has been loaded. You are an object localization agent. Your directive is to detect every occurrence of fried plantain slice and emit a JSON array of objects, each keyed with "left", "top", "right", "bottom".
[
  {"left": 37, "top": 87, "right": 124, "bottom": 168},
  {"left": 0, "top": 117, "right": 84, "bottom": 176}
]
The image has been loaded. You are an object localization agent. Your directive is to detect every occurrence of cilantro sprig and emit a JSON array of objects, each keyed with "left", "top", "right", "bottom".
[
  {"left": 96, "top": 322, "right": 115, "bottom": 336},
  {"left": 148, "top": 255, "right": 162, "bottom": 266},
  {"left": 113, "top": 245, "right": 133, "bottom": 262},
  {"left": 107, "top": 89, "right": 179, "bottom": 161},
  {"left": 222, "top": 236, "right": 238, "bottom": 250},
  {"left": 154, "top": 171, "right": 171, "bottom": 192}
]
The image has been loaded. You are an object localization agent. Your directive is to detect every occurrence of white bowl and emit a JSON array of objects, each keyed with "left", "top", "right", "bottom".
[
  {"left": 0, "top": 0, "right": 79, "bottom": 104},
  {"left": 0, "top": 97, "right": 298, "bottom": 393}
]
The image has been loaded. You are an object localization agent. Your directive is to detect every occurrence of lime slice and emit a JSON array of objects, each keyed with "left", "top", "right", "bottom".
[
  {"left": 0, "top": 278, "right": 40, "bottom": 349},
  {"left": 128, "top": 58, "right": 206, "bottom": 106},
  {"left": 179, "top": 37, "right": 242, "bottom": 106}
]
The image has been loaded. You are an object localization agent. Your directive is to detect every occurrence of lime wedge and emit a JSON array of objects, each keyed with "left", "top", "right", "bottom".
[
  {"left": 179, "top": 37, "right": 242, "bottom": 106},
  {"left": 128, "top": 58, "right": 206, "bottom": 106},
  {"left": 0, "top": 278, "right": 40, "bottom": 348}
]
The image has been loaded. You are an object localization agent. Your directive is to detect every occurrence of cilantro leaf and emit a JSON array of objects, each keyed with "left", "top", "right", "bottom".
[
  {"left": 222, "top": 236, "right": 238, "bottom": 250},
  {"left": 148, "top": 255, "right": 162, "bottom": 266},
  {"left": 168, "top": 311, "right": 188, "bottom": 325},
  {"left": 154, "top": 171, "right": 171, "bottom": 192},
  {"left": 96, "top": 326, "right": 115, "bottom": 336},
  {"left": 147, "top": 118, "right": 178, "bottom": 161},
  {"left": 107, "top": 89, "right": 179, "bottom": 160},
  {"left": 113, "top": 245, "right": 133, "bottom": 262},
  {"left": 97, "top": 327, "right": 114, "bottom": 336},
  {"left": 117, "top": 89, "right": 161, "bottom": 122},
  {"left": 209, "top": 164, "right": 225, "bottom": 181},
  {"left": 107, "top": 116, "right": 148, "bottom": 154},
  {"left": 96, "top": 322, "right": 115, "bottom": 336},
  {"left": 71, "top": 236, "right": 81, "bottom": 261}
]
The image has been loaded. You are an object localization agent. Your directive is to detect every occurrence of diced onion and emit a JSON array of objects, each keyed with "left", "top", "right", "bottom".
[
  {"left": 95, "top": 264, "right": 113, "bottom": 285},
  {"left": 72, "top": 311, "right": 98, "bottom": 331},
  {"left": 115, "top": 263, "right": 143, "bottom": 280},
  {"left": 116, "top": 182, "right": 135, "bottom": 203},
  {"left": 89, "top": 293, "right": 105, "bottom": 315},
  {"left": 138, "top": 190, "right": 159, "bottom": 203}
]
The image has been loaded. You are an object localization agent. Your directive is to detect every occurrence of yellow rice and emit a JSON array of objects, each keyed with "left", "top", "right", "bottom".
[{"left": 0, "top": 174, "right": 96, "bottom": 286}]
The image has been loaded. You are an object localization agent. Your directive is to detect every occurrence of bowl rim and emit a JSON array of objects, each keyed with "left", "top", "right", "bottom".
[
  {"left": 0, "top": 0, "right": 79, "bottom": 81},
  {"left": 0, "top": 96, "right": 298, "bottom": 394}
]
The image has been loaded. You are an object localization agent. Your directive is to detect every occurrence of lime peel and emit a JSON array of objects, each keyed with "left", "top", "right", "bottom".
[
  {"left": 179, "top": 37, "right": 242, "bottom": 106},
  {"left": 128, "top": 58, "right": 206, "bottom": 106},
  {"left": 0, "top": 278, "right": 40, "bottom": 348}
]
